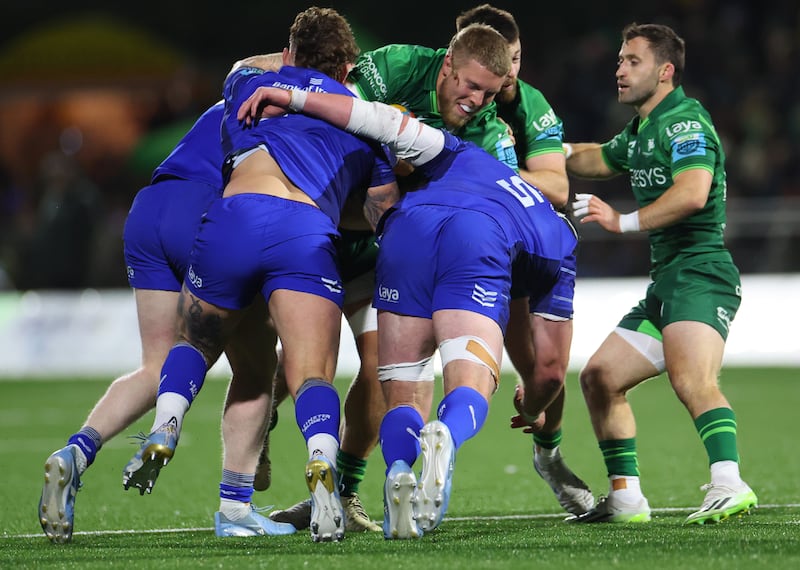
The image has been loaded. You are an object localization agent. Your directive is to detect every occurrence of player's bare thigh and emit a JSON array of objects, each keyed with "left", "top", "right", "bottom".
[{"left": 268, "top": 288, "right": 341, "bottom": 397}]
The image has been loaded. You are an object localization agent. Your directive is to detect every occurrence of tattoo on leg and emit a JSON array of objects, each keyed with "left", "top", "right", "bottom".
[{"left": 178, "top": 292, "right": 225, "bottom": 362}]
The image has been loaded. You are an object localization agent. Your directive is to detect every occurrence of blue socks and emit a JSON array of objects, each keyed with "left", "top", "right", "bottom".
[
  {"left": 67, "top": 426, "right": 102, "bottom": 467},
  {"left": 220, "top": 469, "right": 255, "bottom": 504},
  {"left": 158, "top": 343, "right": 208, "bottom": 403},
  {"left": 295, "top": 379, "right": 341, "bottom": 460},
  {"left": 437, "top": 386, "right": 488, "bottom": 449},
  {"left": 380, "top": 405, "right": 425, "bottom": 470}
]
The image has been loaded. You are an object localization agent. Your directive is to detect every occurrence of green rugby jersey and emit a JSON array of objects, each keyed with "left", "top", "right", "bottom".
[
  {"left": 348, "top": 43, "right": 518, "bottom": 169},
  {"left": 495, "top": 78, "right": 565, "bottom": 165},
  {"left": 601, "top": 86, "right": 733, "bottom": 276}
]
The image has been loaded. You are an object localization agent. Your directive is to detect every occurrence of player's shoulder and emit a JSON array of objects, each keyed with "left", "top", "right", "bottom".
[
  {"left": 516, "top": 78, "right": 547, "bottom": 101},
  {"left": 655, "top": 98, "right": 716, "bottom": 139},
  {"left": 360, "top": 43, "right": 438, "bottom": 63}
]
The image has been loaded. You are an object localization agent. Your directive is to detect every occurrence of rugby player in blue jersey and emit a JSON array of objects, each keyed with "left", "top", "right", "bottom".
[
  {"left": 456, "top": 4, "right": 593, "bottom": 516},
  {"left": 121, "top": 9, "right": 398, "bottom": 543},
  {"left": 40, "top": 7, "right": 378, "bottom": 544},
  {"left": 37, "top": 101, "right": 298, "bottom": 542},
  {"left": 237, "top": 78, "right": 578, "bottom": 539}
]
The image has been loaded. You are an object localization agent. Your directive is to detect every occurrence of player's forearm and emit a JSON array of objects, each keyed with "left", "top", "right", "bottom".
[
  {"left": 292, "top": 91, "right": 443, "bottom": 166},
  {"left": 289, "top": 90, "right": 357, "bottom": 131},
  {"left": 363, "top": 182, "right": 400, "bottom": 230},
  {"left": 564, "top": 143, "right": 616, "bottom": 179},
  {"left": 637, "top": 176, "right": 710, "bottom": 231},
  {"left": 518, "top": 168, "right": 569, "bottom": 208}
]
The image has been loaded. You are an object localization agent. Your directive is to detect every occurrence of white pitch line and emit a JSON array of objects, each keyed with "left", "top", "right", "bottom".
[{"left": 8, "top": 503, "right": 798, "bottom": 539}]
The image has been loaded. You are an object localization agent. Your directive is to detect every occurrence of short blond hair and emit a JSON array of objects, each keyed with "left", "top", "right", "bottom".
[{"left": 448, "top": 23, "right": 511, "bottom": 78}]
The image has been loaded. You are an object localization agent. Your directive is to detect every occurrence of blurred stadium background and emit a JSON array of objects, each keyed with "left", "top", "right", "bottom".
[{"left": 0, "top": 1, "right": 797, "bottom": 376}]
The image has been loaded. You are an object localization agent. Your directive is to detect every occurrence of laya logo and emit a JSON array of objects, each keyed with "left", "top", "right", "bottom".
[
  {"left": 187, "top": 265, "right": 202, "bottom": 288},
  {"left": 378, "top": 284, "right": 399, "bottom": 303},
  {"left": 530, "top": 108, "right": 558, "bottom": 131},
  {"left": 666, "top": 120, "right": 702, "bottom": 138}
]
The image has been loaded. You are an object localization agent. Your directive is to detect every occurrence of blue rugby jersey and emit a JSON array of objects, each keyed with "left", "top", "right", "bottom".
[
  {"left": 152, "top": 102, "right": 225, "bottom": 189},
  {"left": 395, "top": 131, "right": 576, "bottom": 265},
  {"left": 222, "top": 65, "right": 394, "bottom": 226}
]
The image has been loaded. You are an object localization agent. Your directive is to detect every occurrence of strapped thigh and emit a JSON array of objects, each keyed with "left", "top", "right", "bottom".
[
  {"left": 377, "top": 356, "right": 435, "bottom": 382},
  {"left": 438, "top": 335, "right": 500, "bottom": 389}
]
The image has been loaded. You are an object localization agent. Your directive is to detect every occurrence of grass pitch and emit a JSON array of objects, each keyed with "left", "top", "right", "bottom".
[{"left": 2, "top": 367, "right": 799, "bottom": 568}]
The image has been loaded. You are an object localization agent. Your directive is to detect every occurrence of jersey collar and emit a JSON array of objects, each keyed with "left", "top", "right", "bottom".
[{"left": 643, "top": 86, "right": 686, "bottom": 129}]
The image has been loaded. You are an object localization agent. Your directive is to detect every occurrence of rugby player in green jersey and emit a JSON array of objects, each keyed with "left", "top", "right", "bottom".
[
  {"left": 347, "top": 24, "right": 518, "bottom": 168},
  {"left": 455, "top": 4, "right": 593, "bottom": 516},
  {"left": 565, "top": 23, "right": 757, "bottom": 524}
]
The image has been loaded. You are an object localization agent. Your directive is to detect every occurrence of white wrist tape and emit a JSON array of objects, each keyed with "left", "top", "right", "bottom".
[
  {"left": 563, "top": 143, "right": 573, "bottom": 159},
  {"left": 619, "top": 211, "right": 640, "bottom": 232},
  {"left": 288, "top": 88, "right": 307, "bottom": 112},
  {"left": 345, "top": 99, "right": 444, "bottom": 166}
]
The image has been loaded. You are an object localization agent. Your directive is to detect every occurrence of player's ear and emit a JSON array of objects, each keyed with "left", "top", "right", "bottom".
[
  {"left": 441, "top": 53, "right": 454, "bottom": 77},
  {"left": 659, "top": 62, "right": 674, "bottom": 83}
]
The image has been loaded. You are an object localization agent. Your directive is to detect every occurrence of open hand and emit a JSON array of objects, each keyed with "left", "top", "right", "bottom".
[{"left": 571, "top": 193, "right": 624, "bottom": 233}]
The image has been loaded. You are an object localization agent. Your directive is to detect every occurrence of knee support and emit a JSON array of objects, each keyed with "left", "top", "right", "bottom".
[
  {"left": 438, "top": 335, "right": 500, "bottom": 386},
  {"left": 377, "top": 356, "right": 435, "bottom": 382}
]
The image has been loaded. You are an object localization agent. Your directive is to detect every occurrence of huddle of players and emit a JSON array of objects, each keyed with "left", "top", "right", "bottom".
[{"left": 38, "top": 4, "right": 756, "bottom": 545}]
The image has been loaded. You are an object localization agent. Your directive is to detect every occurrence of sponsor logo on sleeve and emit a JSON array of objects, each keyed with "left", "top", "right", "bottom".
[{"left": 672, "top": 133, "right": 706, "bottom": 160}]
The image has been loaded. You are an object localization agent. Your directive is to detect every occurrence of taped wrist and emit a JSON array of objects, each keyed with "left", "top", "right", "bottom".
[
  {"left": 619, "top": 211, "right": 640, "bottom": 233},
  {"left": 288, "top": 88, "right": 307, "bottom": 112}
]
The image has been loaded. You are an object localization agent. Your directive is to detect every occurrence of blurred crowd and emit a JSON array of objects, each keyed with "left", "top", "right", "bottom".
[{"left": 0, "top": 0, "right": 798, "bottom": 289}]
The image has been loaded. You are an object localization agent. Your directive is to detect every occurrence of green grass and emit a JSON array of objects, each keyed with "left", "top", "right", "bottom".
[{"left": 2, "top": 368, "right": 799, "bottom": 568}]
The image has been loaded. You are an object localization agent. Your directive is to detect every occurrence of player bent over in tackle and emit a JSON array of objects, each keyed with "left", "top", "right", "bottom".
[
  {"left": 37, "top": 100, "right": 295, "bottom": 542},
  {"left": 238, "top": 65, "right": 578, "bottom": 538},
  {"left": 122, "top": 11, "right": 399, "bottom": 543}
]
